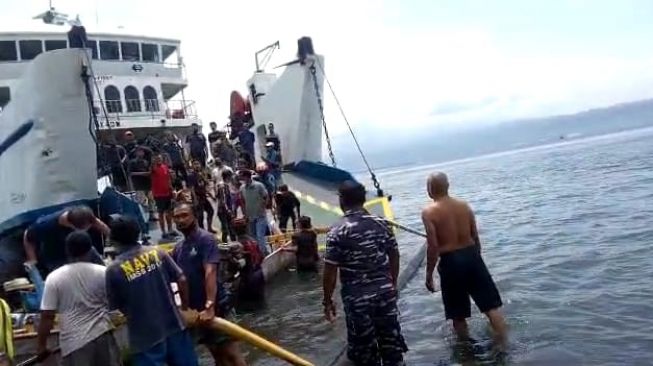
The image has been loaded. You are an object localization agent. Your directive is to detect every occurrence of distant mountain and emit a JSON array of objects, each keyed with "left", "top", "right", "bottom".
[{"left": 332, "top": 98, "right": 653, "bottom": 172}]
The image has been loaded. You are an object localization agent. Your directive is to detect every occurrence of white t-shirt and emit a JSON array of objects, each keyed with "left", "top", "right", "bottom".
[
  {"left": 211, "top": 165, "right": 233, "bottom": 184},
  {"left": 41, "top": 262, "right": 114, "bottom": 356}
]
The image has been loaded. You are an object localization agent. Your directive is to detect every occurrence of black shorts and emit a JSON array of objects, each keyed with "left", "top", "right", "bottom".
[
  {"left": 438, "top": 245, "right": 502, "bottom": 320},
  {"left": 296, "top": 260, "right": 318, "bottom": 272},
  {"left": 154, "top": 196, "right": 173, "bottom": 213}
]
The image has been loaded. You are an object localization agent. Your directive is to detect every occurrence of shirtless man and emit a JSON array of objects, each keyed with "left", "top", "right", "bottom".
[{"left": 421, "top": 172, "right": 507, "bottom": 344}]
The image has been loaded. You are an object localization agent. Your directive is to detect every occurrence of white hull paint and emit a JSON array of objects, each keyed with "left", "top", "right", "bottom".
[
  {"left": 261, "top": 245, "right": 296, "bottom": 282},
  {"left": 247, "top": 55, "right": 325, "bottom": 166},
  {"left": 0, "top": 48, "right": 96, "bottom": 232}
]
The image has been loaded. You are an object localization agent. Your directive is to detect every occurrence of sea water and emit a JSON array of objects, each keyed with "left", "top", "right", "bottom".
[{"left": 222, "top": 127, "right": 653, "bottom": 366}]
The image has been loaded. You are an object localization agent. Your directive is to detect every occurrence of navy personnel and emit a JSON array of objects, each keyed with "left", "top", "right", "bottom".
[{"left": 323, "top": 181, "right": 407, "bottom": 365}]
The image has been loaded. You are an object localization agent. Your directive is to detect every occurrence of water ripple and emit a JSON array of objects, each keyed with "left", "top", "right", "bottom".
[{"left": 240, "top": 129, "right": 653, "bottom": 366}]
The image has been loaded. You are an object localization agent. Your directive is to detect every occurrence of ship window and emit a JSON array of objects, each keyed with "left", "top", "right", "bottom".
[
  {"left": 45, "top": 40, "right": 67, "bottom": 51},
  {"left": 124, "top": 86, "right": 141, "bottom": 112},
  {"left": 0, "top": 41, "right": 17, "bottom": 61},
  {"left": 143, "top": 86, "right": 159, "bottom": 112},
  {"left": 86, "top": 39, "right": 98, "bottom": 59},
  {"left": 104, "top": 85, "right": 122, "bottom": 113},
  {"left": 19, "top": 40, "right": 43, "bottom": 60},
  {"left": 121, "top": 42, "right": 140, "bottom": 61},
  {"left": 141, "top": 43, "right": 159, "bottom": 62},
  {"left": 0, "top": 87, "right": 9, "bottom": 109},
  {"left": 161, "top": 45, "right": 178, "bottom": 64},
  {"left": 99, "top": 41, "right": 119, "bottom": 60}
]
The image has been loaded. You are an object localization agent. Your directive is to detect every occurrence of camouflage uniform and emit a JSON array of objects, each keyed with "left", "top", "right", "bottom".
[{"left": 326, "top": 209, "right": 407, "bottom": 366}]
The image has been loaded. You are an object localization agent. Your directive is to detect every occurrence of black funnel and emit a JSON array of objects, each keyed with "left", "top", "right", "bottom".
[
  {"left": 297, "top": 37, "right": 315, "bottom": 61},
  {"left": 68, "top": 25, "right": 88, "bottom": 49}
]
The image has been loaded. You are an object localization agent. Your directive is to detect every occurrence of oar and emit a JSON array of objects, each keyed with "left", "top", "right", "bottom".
[
  {"left": 16, "top": 347, "right": 61, "bottom": 366},
  {"left": 183, "top": 311, "right": 314, "bottom": 366}
]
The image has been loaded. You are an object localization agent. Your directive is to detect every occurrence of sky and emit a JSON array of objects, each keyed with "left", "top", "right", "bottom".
[{"left": 3, "top": 0, "right": 653, "bottom": 138}]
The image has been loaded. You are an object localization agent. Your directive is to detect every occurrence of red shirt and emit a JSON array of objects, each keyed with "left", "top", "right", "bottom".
[
  {"left": 151, "top": 163, "right": 172, "bottom": 198},
  {"left": 241, "top": 239, "right": 263, "bottom": 267}
]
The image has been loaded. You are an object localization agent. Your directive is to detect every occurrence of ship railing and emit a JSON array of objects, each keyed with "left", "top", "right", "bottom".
[{"left": 95, "top": 99, "right": 198, "bottom": 128}]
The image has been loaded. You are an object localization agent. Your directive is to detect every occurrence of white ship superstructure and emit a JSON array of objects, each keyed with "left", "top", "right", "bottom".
[{"left": 0, "top": 30, "right": 199, "bottom": 137}]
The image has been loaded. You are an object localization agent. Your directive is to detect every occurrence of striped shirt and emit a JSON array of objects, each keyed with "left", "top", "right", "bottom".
[{"left": 325, "top": 209, "right": 397, "bottom": 298}]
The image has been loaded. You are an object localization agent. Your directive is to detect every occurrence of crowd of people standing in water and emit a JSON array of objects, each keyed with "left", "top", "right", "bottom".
[{"left": 2, "top": 117, "right": 508, "bottom": 366}]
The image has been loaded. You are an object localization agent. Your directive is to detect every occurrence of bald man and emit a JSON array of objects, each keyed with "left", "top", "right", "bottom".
[{"left": 421, "top": 172, "right": 507, "bottom": 345}]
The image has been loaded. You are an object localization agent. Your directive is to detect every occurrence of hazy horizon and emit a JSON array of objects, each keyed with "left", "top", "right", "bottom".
[{"left": 335, "top": 98, "right": 653, "bottom": 172}]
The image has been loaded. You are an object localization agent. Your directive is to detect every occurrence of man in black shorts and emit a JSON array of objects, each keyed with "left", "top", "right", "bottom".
[
  {"left": 128, "top": 147, "right": 154, "bottom": 221},
  {"left": 162, "top": 131, "right": 187, "bottom": 181},
  {"left": 421, "top": 172, "right": 507, "bottom": 346},
  {"left": 291, "top": 216, "right": 318, "bottom": 272},
  {"left": 185, "top": 123, "right": 208, "bottom": 167},
  {"left": 274, "top": 184, "right": 300, "bottom": 232}
]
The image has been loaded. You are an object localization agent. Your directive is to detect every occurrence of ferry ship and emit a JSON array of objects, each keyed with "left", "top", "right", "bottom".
[
  {"left": 0, "top": 11, "right": 402, "bottom": 365},
  {"left": 0, "top": 22, "right": 199, "bottom": 282}
]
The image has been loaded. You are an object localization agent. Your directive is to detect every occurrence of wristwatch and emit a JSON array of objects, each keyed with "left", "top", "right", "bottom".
[{"left": 204, "top": 300, "right": 215, "bottom": 310}]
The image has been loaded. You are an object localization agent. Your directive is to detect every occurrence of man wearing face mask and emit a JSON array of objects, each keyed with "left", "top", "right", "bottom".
[
  {"left": 171, "top": 203, "right": 246, "bottom": 366},
  {"left": 23, "top": 206, "right": 109, "bottom": 276},
  {"left": 185, "top": 123, "right": 208, "bottom": 167}
]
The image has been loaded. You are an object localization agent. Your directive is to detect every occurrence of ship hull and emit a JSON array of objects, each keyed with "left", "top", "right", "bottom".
[{"left": 0, "top": 48, "right": 96, "bottom": 234}]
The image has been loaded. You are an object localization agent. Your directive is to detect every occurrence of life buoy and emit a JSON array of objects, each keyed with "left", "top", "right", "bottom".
[{"left": 229, "top": 91, "right": 247, "bottom": 119}]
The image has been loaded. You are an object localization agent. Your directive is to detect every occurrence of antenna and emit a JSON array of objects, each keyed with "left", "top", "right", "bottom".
[{"left": 255, "top": 41, "right": 281, "bottom": 72}]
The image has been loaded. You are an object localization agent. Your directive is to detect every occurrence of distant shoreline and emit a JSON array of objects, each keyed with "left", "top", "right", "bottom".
[{"left": 366, "top": 125, "right": 653, "bottom": 178}]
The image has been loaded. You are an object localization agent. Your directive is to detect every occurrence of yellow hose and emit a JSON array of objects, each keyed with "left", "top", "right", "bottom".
[
  {"left": 182, "top": 310, "right": 314, "bottom": 366},
  {"left": 208, "top": 317, "right": 314, "bottom": 366}
]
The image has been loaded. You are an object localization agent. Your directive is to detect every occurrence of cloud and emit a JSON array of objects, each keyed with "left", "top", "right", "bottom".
[{"left": 5, "top": 0, "right": 653, "bottom": 137}]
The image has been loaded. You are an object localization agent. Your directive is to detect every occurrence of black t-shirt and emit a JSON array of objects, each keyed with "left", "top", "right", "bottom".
[
  {"left": 292, "top": 230, "right": 318, "bottom": 267},
  {"left": 239, "top": 151, "right": 255, "bottom": 169},
  {"left": 208, "top": 131, "right": 222, "bottom": 144},
  {"left": 27, "top": 210, "right": 104, "bottom": 273},
  {"left": 128, "top": 158, "right": 151, "bottom": 191},
  {"left": 186, "top": 133, "right": 207, "bottom": 157},
  {"left": 275, "top": 191, "right": 300, "bottom": 216},
  {"left": 187, "top": 171, "right": 208, "bottom": 201},
  {"left": 101, "top": 145, "right": 126, "bottom": 167},
  {"left": 124, "top": 142, "right": 138, "bottom": 159},
  {"left": 162, "top": 142, "right": 184, "bottom": 166},
  {"left": 125, "top": 142, "right": 153, "bottom": 162},
  {"left": 106, "top": 246, "right": 185, "bottom": 353}
]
